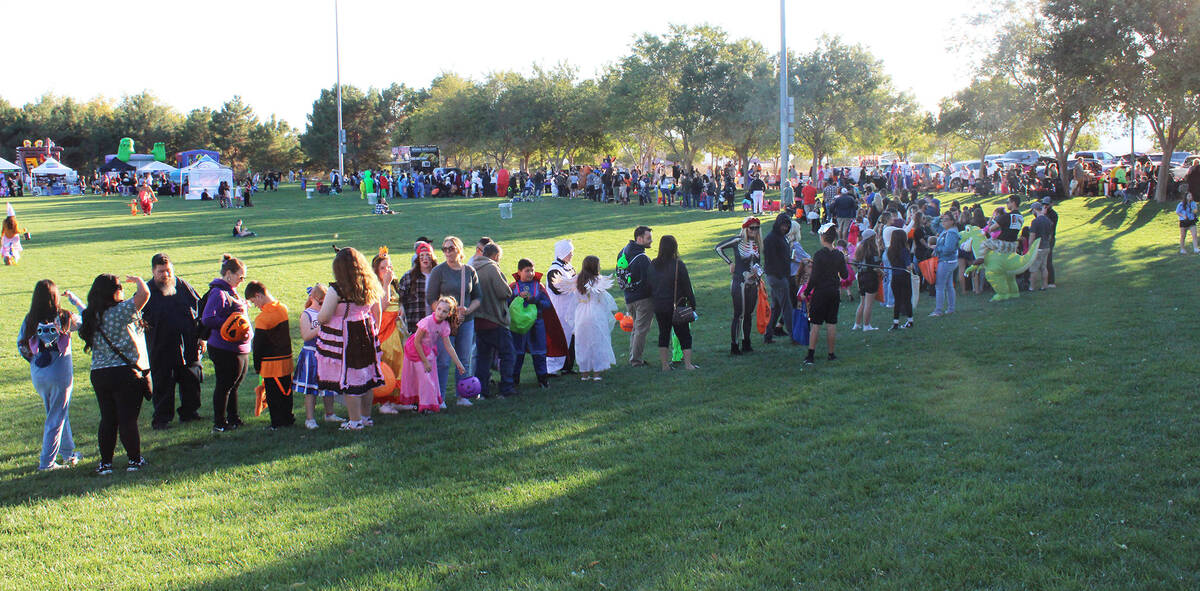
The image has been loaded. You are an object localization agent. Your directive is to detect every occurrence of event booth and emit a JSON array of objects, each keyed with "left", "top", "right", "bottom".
[
  {"left": 0, "top": 157, "right": 20, "bottom": 173},
  {"left": 177, "top": 155, "right": 233, "bottom": 200},
  {"left": 30, "top": 158, "right": 79, "bottom": 195}
]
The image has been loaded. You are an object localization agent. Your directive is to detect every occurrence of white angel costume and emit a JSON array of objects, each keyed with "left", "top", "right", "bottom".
[{"left": 555, "top": 274, "right": 617, "bottom": 373}]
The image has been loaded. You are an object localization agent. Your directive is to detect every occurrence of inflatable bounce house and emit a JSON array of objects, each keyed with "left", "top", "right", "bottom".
[
  {"left": 103, "top": 138, "right": 168, "bottom": 168},
  {"left": 176, "top": 149, "right": 220, "bottom": 168},
  {"left": 15, "top": 138, "right": 65, "bottom": 175}
]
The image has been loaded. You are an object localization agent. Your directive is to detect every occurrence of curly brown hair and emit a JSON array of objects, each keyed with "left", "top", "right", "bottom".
[{"left": 332, "top": 247, "right": 382, "bottom": 305}]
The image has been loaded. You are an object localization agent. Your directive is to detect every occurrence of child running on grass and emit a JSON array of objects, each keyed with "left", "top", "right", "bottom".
[
  {"left": 293, "top": 285, "right": 344, "bottom": 429},
  {"left": 400, "top": 296, "right": 466, "bottom": 414}
]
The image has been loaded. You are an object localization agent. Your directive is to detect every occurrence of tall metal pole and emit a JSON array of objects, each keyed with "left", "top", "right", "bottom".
[
  {"left": 779, "top": 0, "right": 793, "bottom": 206},
  {"left": 335, "top": 0, "right": 345, "bottom": 181}
]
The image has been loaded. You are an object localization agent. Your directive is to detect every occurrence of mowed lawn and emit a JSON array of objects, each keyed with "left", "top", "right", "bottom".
[{"left": 0, "top": 186, "right": 1196, "bottom": 590}]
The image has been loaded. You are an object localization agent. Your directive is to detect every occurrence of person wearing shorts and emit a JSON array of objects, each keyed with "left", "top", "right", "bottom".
[
  {"left": 1177, "top": 192, "right": 1198, "bottom": 254},
  {"left": 803, "top": 224, "right": 847, "bottom": 364}
]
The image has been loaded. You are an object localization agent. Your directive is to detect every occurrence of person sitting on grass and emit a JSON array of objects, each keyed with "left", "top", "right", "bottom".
[
  {"left": 374, "top": 196, "right": 396, "bottom": 215},
  {"left": 232, "top": 220, "right": 256, "bottom": 238}
]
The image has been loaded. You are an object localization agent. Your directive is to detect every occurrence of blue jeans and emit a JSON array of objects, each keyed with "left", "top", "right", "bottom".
[
  {"left": 474, "top": 325, "right": 516, "bottom": 396},
  {"left": 882, "top": 267, "right": 894, "bottom": 307},
  {"left": 437, "top": 318, "right": 475, "bottom": 399},
  {"left": 33, "top": 355, "right": 76, "bottom": 469},
  {"left": 933, "top": 259, "right": 957, "bottom": 314}
]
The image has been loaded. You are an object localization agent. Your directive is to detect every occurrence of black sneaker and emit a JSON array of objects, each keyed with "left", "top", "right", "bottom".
[
  {"left": 95, "top": 462, "right": 113, "bottom": 476},
  {"left": 730, "top": 342, "right": 742, "bottom": 356},
  {"left": 827, "top": 353, "right": 838, "bottom": 362},
  {"left": 889, "top": 324, "right": 900, "bottom": 332},
  {"left": 127, "top": 457, "right": 147, "bottom": 472},
  {"left": 213, "top": 424, "right": 231, "bottom": 433},
  {"left": 740, "top": 339, "right": 754, "bottom": 353},
  {"left": 803, "top": 355, "right": 815, "bottom": 366},
  {"left": 537, "top": 376, "right": 550, "bottom": 389},
  {"left": 227, "top": 418, "right": 244, "bottom": 428},
  {"left": 179, "top": 414, "right": 203, "bottom": 423}
]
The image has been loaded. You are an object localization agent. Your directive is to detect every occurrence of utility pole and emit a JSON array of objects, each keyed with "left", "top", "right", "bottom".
[
  {"left": 779, "top": 0, "right": 794, "bottom": 206},
  {"left": 335, "top": 0, "right": 345, "bottom": 181}
]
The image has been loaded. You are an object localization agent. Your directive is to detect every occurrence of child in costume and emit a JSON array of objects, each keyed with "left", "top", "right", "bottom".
[
  {"left": 293, "top": 285, "right": 344, "bottom": 429},
  {"left": 2, "top": 204, "right": 29, "bottom": 265},
  {"left": 137, "top": 183, "right": 157, "bottom": 215},
  {"left": 372, "top": 247, "right": 409, "bottom": 413},
  {"left": 246, "top": 281, "right": 295, "bottom": 429},
  {"left": 317, "top": 248, "right": 385, "bottom": 431},
  {"left": 400, "top": 296, "right": 466, "bottom": 413},
  {"left": 508, "top": 259, "right": 560, "bottom": 389},
  {"left": 556, "top": 255, "right": 617, "bottom": 381}
]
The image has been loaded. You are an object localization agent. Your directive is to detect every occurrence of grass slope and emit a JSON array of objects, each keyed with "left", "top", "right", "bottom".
[{"left": 0, "top": 188, "right": 1196, "bottom": 590}]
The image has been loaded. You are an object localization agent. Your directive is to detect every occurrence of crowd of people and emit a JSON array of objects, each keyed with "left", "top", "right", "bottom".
[{"left": 19, "top": 226, "right": 704, "bottom": 475}]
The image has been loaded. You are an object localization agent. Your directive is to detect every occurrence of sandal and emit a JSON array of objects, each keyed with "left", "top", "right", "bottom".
[{"left": 339, "top": 421, "right": 363, "bottom": 431}]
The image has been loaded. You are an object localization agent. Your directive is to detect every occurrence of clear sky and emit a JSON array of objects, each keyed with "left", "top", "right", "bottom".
[{"left": 6, "top": 0, "right": 1148, "bottom": 152}]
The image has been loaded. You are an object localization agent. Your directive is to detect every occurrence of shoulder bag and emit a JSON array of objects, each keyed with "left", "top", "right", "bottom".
[
  {"left": 97, "top": 313, "right": 152, "bottom": 400},
  {"left": 671, "top": 262, "right": 695, "bottom": 327}
]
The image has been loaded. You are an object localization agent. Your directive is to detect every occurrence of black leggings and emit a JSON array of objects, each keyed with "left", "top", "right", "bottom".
[
  {"left": 892, "top": 270, "right": 913, "bottom": 320},
  {"left": 655, "top": 305, "right": 693, "bottom": 350},
  {"left": 91, "top": 366, "right": 146, "bottom": 464},
  {"left": 210, "top": 348, "right": 248, "bottom": 427},
  {"left": 730, "top": 280, "right": 758, "bottom": 343}
]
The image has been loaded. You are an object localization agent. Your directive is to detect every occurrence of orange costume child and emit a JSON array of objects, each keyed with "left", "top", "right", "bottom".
[
  {"left": 2, "top": 205, "right": 29, "bottom": 265},
  {"left": 249, "top": 286, "right": 295, "bottom": 428}
]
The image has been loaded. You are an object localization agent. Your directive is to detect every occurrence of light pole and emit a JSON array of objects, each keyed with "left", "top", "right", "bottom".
[
  {"left": 335, "top": 0, "right": 345, "bottom": 181},
  {"left": 779, "top": 0, "right": 793, "bottom": 206}
]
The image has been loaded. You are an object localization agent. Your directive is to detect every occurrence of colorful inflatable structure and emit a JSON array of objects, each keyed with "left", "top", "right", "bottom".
[{"left": 15, "top": 138, "right": 64, "bottom": 175}]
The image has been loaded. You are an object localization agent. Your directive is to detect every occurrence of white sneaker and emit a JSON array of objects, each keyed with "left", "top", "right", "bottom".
[
  {"left": 324, "top": 413, "right": 345, "bottom": 423},
  {"left": 378, "top": 403, "right": 399, "bottom": 414},
  {"left": 64, "top": 452, "right": 83, "bottom": 466},
  {"left": 456, "top": 397, "right": 473, "bottom": 407},
  {"left": 851, "top": 324, "right": 861, "bottom": 331},
  {"left": 38, "top": 462, "right": 66, "bottom": 471},
  {"left": 439, "top": 402, "right": 447, "bottom": 410},
  {"left": 338, "top": 421, "right": 363, "bottom": 431},
  {"left": 305, "top": 419, "right": 319, "bottom": 430},
  {"left": 862, "top": 325, "right": 878, "bottom": 332}
]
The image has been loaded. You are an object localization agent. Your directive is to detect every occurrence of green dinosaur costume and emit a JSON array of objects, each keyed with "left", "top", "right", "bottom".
[
  {"left": 960, "top": 225, "right": 1040, "bottom": 302},
  {"left": 117, "top": 138, "right": 135, "bottom": 162},
  {"left": 360, "top": 170, "right": 374, "bottom": 200}
]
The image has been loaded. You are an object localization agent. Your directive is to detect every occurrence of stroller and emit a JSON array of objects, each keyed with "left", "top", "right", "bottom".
[{"left": 974, "top": 177, "right": 994, "bottom": 197}]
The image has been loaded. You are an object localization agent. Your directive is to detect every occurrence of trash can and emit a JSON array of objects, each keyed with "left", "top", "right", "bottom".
[
  {"left": 306, "top": 189, "right": 314, "bottom": 199},
  {"left": 367, "top": 192, "right": 378, "bottom": 204},
  {"left": 499, "top": 202, "right": 513, "bottom": 219}
]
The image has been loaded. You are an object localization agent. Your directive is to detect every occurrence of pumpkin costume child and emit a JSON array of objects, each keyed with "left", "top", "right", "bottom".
[{"left": 247, "top": 281, "right": 295, "bottom": 428}]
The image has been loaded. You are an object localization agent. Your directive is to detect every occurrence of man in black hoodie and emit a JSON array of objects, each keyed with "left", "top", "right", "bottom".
[
  {"left": 617, "top": 225, "right": 654, "bottom": 366},
  {"left": 762, "top": 214, "right": 793, "bottom": 344}
]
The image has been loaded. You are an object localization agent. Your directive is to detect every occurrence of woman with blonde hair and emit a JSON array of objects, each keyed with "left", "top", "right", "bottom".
[
  {"left": 425, "top": 236, "right": 480, "bottom": 406},
  {"left": 714, "top": 217, "right": 764, "bottom": 355}
]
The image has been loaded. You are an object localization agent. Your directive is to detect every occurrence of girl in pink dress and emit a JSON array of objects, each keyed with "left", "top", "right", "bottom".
[
  {"left": 400, "top": 296, "right": 466, "bottom": 413},
  {"left": 317, "top": 248, "right": 384, "bottom": 431}
]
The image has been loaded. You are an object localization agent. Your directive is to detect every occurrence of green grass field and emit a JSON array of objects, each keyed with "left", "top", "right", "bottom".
[{"left": 0, "top": 186, "right": 1196, "bottom": 590}]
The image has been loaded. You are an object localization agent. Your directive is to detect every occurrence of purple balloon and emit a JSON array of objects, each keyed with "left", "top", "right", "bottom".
[{"left": 456, "top": 377, "right": 481, "bottom": 398}]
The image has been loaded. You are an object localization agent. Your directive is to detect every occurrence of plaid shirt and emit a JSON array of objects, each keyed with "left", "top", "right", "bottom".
[
  {"left": 395, "top": 270, "right": 428, "bottom": 334},
  {"left": 821, "top": 184, "right": 840, "bottom": 205}
]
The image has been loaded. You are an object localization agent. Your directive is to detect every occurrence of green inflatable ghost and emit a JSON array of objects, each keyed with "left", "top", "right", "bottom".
[
  {"left": 117, "top": 138, "right": 135, "bottom": 162},
  {"left": 151, "top": 142, "right": 166, "bottom": 162}
]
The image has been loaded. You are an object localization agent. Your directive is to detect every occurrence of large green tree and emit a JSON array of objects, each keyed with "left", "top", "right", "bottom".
[
  {"left": 789, "top": 36, "right": 893, "bottom": 176},
  {"left": 299, "top": 86, "right": 390, "bottom": 171},
  {"left": 209, "top": 96, "right": 258, "bottom": 174},
  {"left": 937, "top": 78, "right": 1030, "bottom": 165}
]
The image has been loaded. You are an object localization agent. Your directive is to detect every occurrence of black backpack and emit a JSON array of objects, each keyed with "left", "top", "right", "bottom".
[{"left": 195, "top": 287, "right": 215, "bottom": 341}]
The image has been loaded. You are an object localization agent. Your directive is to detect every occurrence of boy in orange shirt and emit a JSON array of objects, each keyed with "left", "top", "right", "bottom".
[{"left": 246, "top": 281, "right": 295, "bottom": 428}]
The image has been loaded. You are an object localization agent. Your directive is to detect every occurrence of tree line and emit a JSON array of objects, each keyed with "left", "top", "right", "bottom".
[{"left": 0, "top": 0, "right": 1196, "bottom": 201}]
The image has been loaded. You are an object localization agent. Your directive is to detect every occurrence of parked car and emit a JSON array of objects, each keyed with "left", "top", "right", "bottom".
[
  {"left": 1003, "top": 149, "right": 1042, "bottom": 166},
  {"left": 1171, "top": 155, "right": 1200, "bottom": 183},
  {"left": 1073, "top": 151, "right": 1118, "bottom": 165},
  {"left": 1150, "top": 152, "right": 1191, "bottom": 166}
]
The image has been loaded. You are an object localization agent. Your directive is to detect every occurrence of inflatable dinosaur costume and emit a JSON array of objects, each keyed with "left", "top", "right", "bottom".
[{"left": 960, "top": 225, "right": 1040, "bottom": 302}]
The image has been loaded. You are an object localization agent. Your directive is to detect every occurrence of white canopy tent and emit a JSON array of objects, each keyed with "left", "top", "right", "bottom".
[
  {"left": 30, "top": 157, "right": 75, "bottom": 177},
  {"left": 135, "top": 160, "right": 178, "bottom": 174},
  {"left": 180, "top": 156, "right": 233, "bottom": 200},
  {"left": 0, "top": 156, "right": 20, "bottom": 172}
]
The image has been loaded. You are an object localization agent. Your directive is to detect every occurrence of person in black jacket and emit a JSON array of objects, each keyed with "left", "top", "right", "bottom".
[
  {"left": 650, "top": 235, "right": 697, "bottom": 371},
  {"left": 616, "top": 226, "right": 654, "bottom": 366},
  {"left": 762, "top": 213, "right": 793, "bottom": 344},
  {"left": 142, "top": 253, "right": 203, "bottom": 429}
]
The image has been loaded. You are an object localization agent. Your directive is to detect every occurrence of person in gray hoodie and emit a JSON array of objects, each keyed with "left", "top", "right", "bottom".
[{"left": 470, "top": 243, "right": 518, "bottom": 398}]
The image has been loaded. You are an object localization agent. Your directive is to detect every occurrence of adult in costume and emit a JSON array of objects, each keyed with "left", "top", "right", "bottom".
[
  {"left": 545, "top": 240, "right": 577, "bottom": 375},
  {"left": 372, "top": 247, "right": 408, "bottom": 411},
  {"left": 961, "top": 225, "right": 1040, "bottom": 302},
  {"left": 714, "top": 217, "right": 763, "bottom": 355}
]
